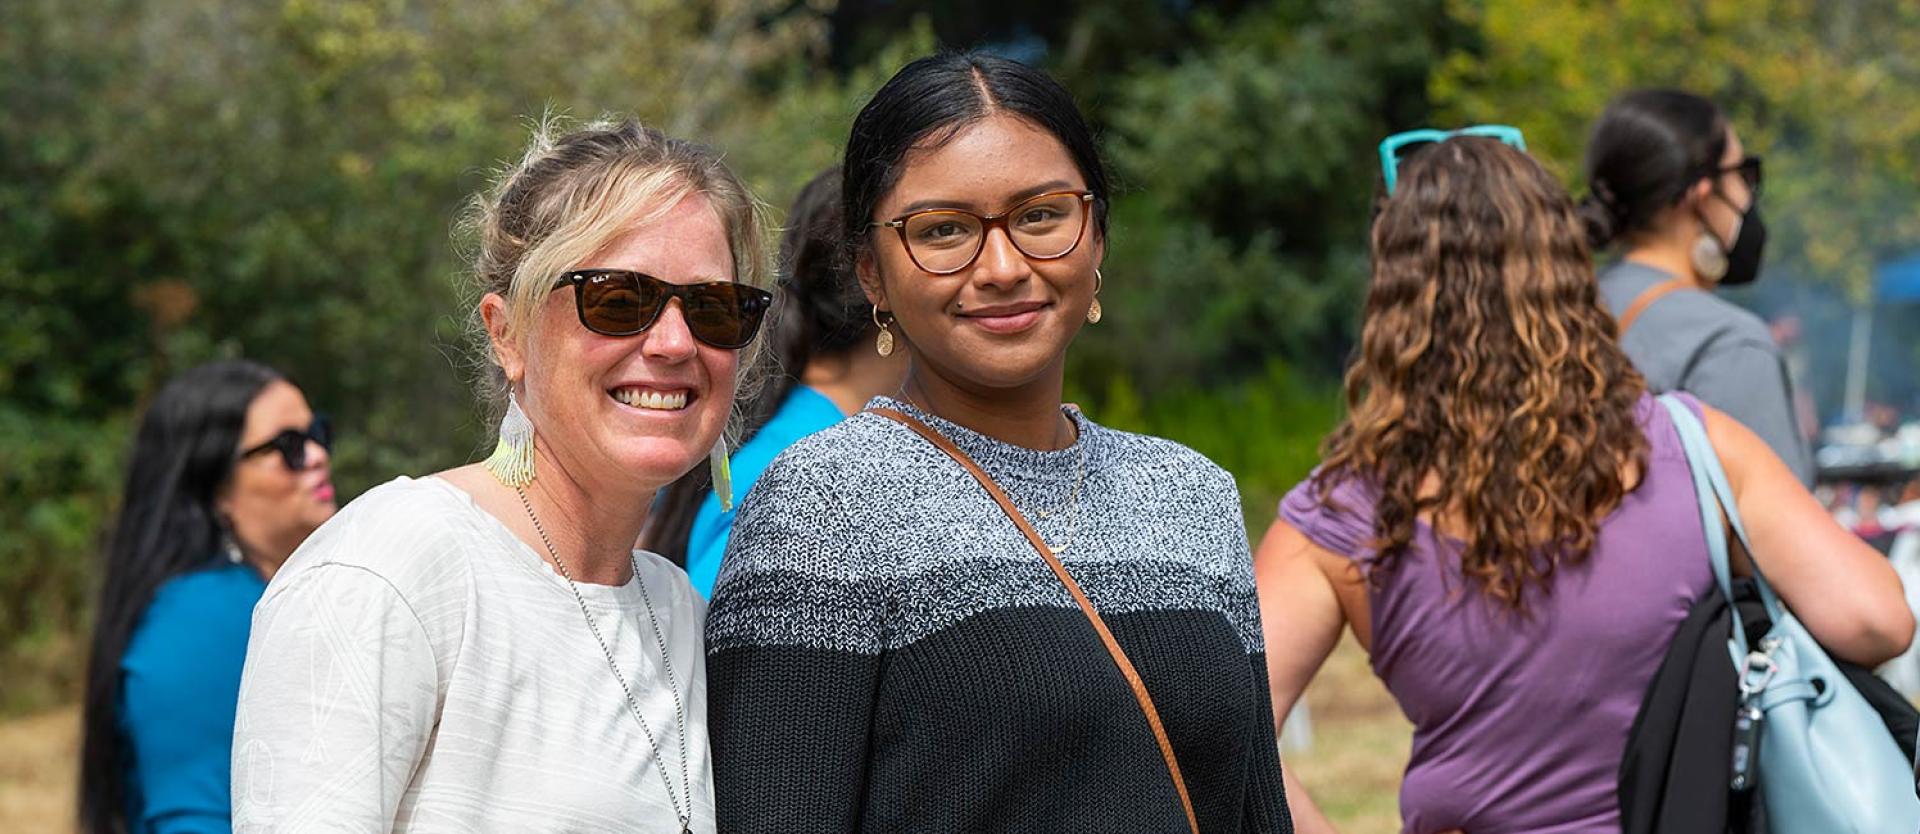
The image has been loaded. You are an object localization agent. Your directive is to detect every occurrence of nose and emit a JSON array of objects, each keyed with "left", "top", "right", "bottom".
[
  {"left": 643, "top": 299, "right": 700, "bottom": 362},
  {"left": 303, "top": 437, "right": 330, "bottom": 472},
  {"left": 969, "top": 226, "right": 1032, "bottom": 291}
]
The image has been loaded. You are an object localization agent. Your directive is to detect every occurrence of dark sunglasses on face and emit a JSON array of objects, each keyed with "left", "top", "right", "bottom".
[
  {"left": 238, "top": 414, "right": 332, "bottom": 471},
  {"left": 1707, "top": 155, "right": 1764, "bottom": 200},
  {"left": 551, "top": 269, "right": 774, "bottom": 349}
]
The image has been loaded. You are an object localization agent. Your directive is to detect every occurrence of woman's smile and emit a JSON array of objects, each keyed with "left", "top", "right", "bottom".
[{"left": 956, "top": 299, "right": 1052, "bottom": 334}]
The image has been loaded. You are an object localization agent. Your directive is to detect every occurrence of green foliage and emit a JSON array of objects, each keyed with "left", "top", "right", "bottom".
[
  {"left": 1078, "top": 360, "right": 1341, "bottom": 524},
  {"left": 1432, "top": 0, "right": 1920, "bottom": 301},
  {"left": 1081, "top": 0, "right": 1460, "bottom": 388}
]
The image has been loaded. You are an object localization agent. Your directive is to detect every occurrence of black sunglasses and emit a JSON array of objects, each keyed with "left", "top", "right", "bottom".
[
  {"left": 238, "top": 414, "right": 332, "bottom": 471},
  {"left": 552, "top": 269, "right": 774, "bottom": 350},
  {"left": 1706, "top": 155, "right": 1764, "bottom": 199}
]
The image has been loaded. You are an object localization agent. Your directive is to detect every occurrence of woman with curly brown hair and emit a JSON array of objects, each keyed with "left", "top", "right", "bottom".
[{"left": 1257, "top": 135, "right": 1911, "bottom": 834}]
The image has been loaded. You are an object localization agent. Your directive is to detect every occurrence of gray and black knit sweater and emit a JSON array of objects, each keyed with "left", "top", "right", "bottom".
[{"left": 705, "top": 396, "right": 1292, "bottom": 833}]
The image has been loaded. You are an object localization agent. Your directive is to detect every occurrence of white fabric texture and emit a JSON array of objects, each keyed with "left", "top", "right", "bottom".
[
  {"left": 1879, "top": 500, "right": 1920, "bottom": 697},
  {"left": 232, "top": 476, "right": 713, "bottom": 833}
]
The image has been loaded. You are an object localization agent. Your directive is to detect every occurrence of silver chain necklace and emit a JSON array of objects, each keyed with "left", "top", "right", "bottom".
[{"left": 517, "top": 487, "right": 693, "bottom": 834}]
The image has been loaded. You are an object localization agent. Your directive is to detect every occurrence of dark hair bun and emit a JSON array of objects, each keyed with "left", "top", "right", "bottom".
[{"left": 1576, "top": 193, "right": 1619, "bottom": 251}]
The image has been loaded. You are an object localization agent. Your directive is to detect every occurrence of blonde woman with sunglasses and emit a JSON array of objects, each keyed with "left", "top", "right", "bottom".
[{"left": 231, "top": 120, "right": 773, "bottom": 833}]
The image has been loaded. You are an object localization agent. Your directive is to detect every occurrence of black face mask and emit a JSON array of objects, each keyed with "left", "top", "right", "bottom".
[{"left": 1710, "top": 197, "right": 1768, "bottom": 287}]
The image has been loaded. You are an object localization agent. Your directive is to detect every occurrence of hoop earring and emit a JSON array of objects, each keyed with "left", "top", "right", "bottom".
[
  {"left": 1691, "top": 232, "right": 1729, "bottom": 283},
  {"left": 1087, "top": 268, "right": 1104, "bottom": 324},
  {"left": 873, "top": 305, "right": 896, "bottom": 357},
  {"left": 484, "top": 391, "right": 536, "bottom": 488}
]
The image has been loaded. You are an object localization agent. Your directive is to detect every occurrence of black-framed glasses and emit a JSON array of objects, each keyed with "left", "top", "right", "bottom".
[
  {"left": 551, "top": 269, "right": 774, "bottom": 349},
  {"left": 871, "top": 191, "right": 1096, "bottom": 275},
  {"left": 238, "top": 415, "right": 332, "bottom": 471},
  {"left": 1707, "top": 155, "right": 1764, "bottom": 199}
]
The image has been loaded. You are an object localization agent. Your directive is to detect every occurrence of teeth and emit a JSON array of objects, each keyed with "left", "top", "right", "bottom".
[{"left": 612, "top": 388, "right": 687, "bottom": 410}]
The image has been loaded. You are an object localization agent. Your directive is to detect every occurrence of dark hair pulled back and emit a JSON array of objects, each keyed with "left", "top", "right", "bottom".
[
  {"left": 79, "top": 359, "right": 285, "bottom": 834},
  {"left": 1579, "top": 88, "right": 1729, "bottom": 250},
  {"left": 841, "top": 51, "right": 1110, "bottom": 266}
]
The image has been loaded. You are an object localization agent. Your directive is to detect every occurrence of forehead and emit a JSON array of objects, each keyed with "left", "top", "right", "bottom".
[
  {"left": 1721, "top": 127, "right": 1744, "bottom": 162},
  {"left": 242, "top": 380, "right": 310, "bottom": 443},
  {"left": 879, "top": 113, "right": 1085, "bottom": 214},
  {"left": 582, "top": 191, "right": 734, "bottom": 284}
]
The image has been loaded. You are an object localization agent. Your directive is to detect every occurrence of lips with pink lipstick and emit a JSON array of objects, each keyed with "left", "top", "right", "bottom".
[
  {"left": 314, "top": 481, "right": 336, "bottom": 504},
  {"left": 956, "top": 300, "right": 1051, "bottom": 334}
]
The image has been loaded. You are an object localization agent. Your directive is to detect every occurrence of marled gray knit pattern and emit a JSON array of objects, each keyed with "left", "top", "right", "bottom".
[{"left": 706, "top": 396, "right": 1263, "bottom": 655}]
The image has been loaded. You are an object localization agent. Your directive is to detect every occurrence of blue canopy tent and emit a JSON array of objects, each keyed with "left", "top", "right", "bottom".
[{"left": 1878, "top": 253, "right": 1920, "bottom": 302}]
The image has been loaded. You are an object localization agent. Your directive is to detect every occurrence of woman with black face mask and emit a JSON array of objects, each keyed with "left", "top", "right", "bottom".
[{"left": 1579, "top": 88, "right": 1813, "bottom": 484}]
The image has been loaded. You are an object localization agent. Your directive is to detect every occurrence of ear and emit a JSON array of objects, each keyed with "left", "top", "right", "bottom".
[
  {"left": 856, "top": 250, "right": 888, "bottom": 311},
  {"left": 480, "top": 292, "right": 526, "bottom": 384},
  {"left": 1684, "top": 177, "right": 1715, "bottom": 213}
]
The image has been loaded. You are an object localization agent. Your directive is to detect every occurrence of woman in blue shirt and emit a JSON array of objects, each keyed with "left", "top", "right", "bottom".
[
  {"left": 645, "top": 168, "right": 906, "bottom": 596},
  {"left": 79, "top": 359, "right": 338, "bottom": 834}
]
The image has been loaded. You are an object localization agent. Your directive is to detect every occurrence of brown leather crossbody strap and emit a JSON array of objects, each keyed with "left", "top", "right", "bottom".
[
  {"left": 868, "top": 407, "right": 1201, "bottom": 834},
  {"left": 1616, "top": 277, "right": 1690, "bottom": 336}
]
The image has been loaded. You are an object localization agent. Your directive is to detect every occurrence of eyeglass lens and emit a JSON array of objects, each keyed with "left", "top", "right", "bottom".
[{"left": 901, "top": 192, "right": 1089, "bottom": 273}]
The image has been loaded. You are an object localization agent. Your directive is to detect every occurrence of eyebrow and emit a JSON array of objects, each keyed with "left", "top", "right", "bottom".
[{"left": 894, "top": 179, "right": 1079, "bottom": 216}]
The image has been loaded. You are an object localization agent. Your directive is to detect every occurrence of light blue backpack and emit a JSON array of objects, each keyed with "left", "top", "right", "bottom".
[{"left": 1662, "top": 394, "right": 1920, "bottom": 833}]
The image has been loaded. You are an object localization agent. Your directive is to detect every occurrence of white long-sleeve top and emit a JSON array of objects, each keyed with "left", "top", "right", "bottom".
[{"left": 232, "top": 476, "right": 713, "bottom": 833}]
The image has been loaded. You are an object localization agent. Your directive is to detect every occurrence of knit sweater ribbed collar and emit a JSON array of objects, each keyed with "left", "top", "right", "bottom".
[{"left": 865, "top": 395, "right": 1094, "bottom": 476}]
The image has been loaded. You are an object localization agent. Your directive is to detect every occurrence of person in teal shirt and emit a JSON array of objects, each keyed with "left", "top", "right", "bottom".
[
  {"left": 80, "top": 360, "right": 338, "bottom": 834},
  {"left": 117, "top": 563, "right": 265, "bottom": 831},
  {"left": 646, "top": 168, "right": 906, "bottom": 596}
]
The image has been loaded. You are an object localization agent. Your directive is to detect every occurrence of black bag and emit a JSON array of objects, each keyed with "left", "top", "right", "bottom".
[{"left": 1620, "top": 577, "right": 1919, "bottom": 834}]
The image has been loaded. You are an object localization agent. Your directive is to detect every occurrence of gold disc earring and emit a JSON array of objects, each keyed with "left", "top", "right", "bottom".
[
  {"left": 873, "top": 305, "right": 896, "bottom": 357},
  {"left": 1087, "top": 268, "right": 1105, "bottom": 324}
]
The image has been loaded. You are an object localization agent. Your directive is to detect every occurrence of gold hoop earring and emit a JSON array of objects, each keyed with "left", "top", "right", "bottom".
[
  {"left": 872, "top": 305, "right": 896, "bottom": 357},
  {"left": 1087, "top": 268, "right": 1104, "bottom": 324}
]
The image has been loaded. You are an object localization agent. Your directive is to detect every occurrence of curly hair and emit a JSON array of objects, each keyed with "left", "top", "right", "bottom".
[{"left": 1317, "top": 137, "right": 1648, "bottom": 614}]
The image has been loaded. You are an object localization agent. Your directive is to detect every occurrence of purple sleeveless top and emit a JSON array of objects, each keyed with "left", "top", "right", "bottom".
[{"left": 1279, "top": 394, "right": 1716, "bottom": 834}]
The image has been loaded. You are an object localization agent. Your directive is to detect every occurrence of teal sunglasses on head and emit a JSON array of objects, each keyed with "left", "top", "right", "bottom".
[{"left": 1378, "top": 125, "right": 1527, "bottom": 194}]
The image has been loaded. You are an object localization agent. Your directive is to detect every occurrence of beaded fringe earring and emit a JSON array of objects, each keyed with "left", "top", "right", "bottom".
[
  {"left": 711, "top": 438, "right": 735, "bottom": 512},
  {"left": 484, "top": 392, "right": 536, "bottom": 488}
]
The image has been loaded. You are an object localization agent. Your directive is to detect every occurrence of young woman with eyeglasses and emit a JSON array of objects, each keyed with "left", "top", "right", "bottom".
[
  {"left": 79, "top": 359, "right": 336, "bottom": 834},
  {"left": 1579, "top": 89, "right": 1813, "bottom": 484},
  {"left": 704, "top": 52, "right": 1291, "bottom": 833},
  {"left": 231, "top": 120, "right": 773, "bottom": 833}
]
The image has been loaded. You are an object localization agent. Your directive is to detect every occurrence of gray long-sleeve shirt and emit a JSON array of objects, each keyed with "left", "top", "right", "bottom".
[{"left": 1599, "top": 260, "right": 1815, "bottom": 485}]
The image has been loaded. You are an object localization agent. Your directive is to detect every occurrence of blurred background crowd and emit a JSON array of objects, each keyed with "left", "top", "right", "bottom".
[{"left": 4, "top": 0, "right": 1919, "bottom": 829}]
